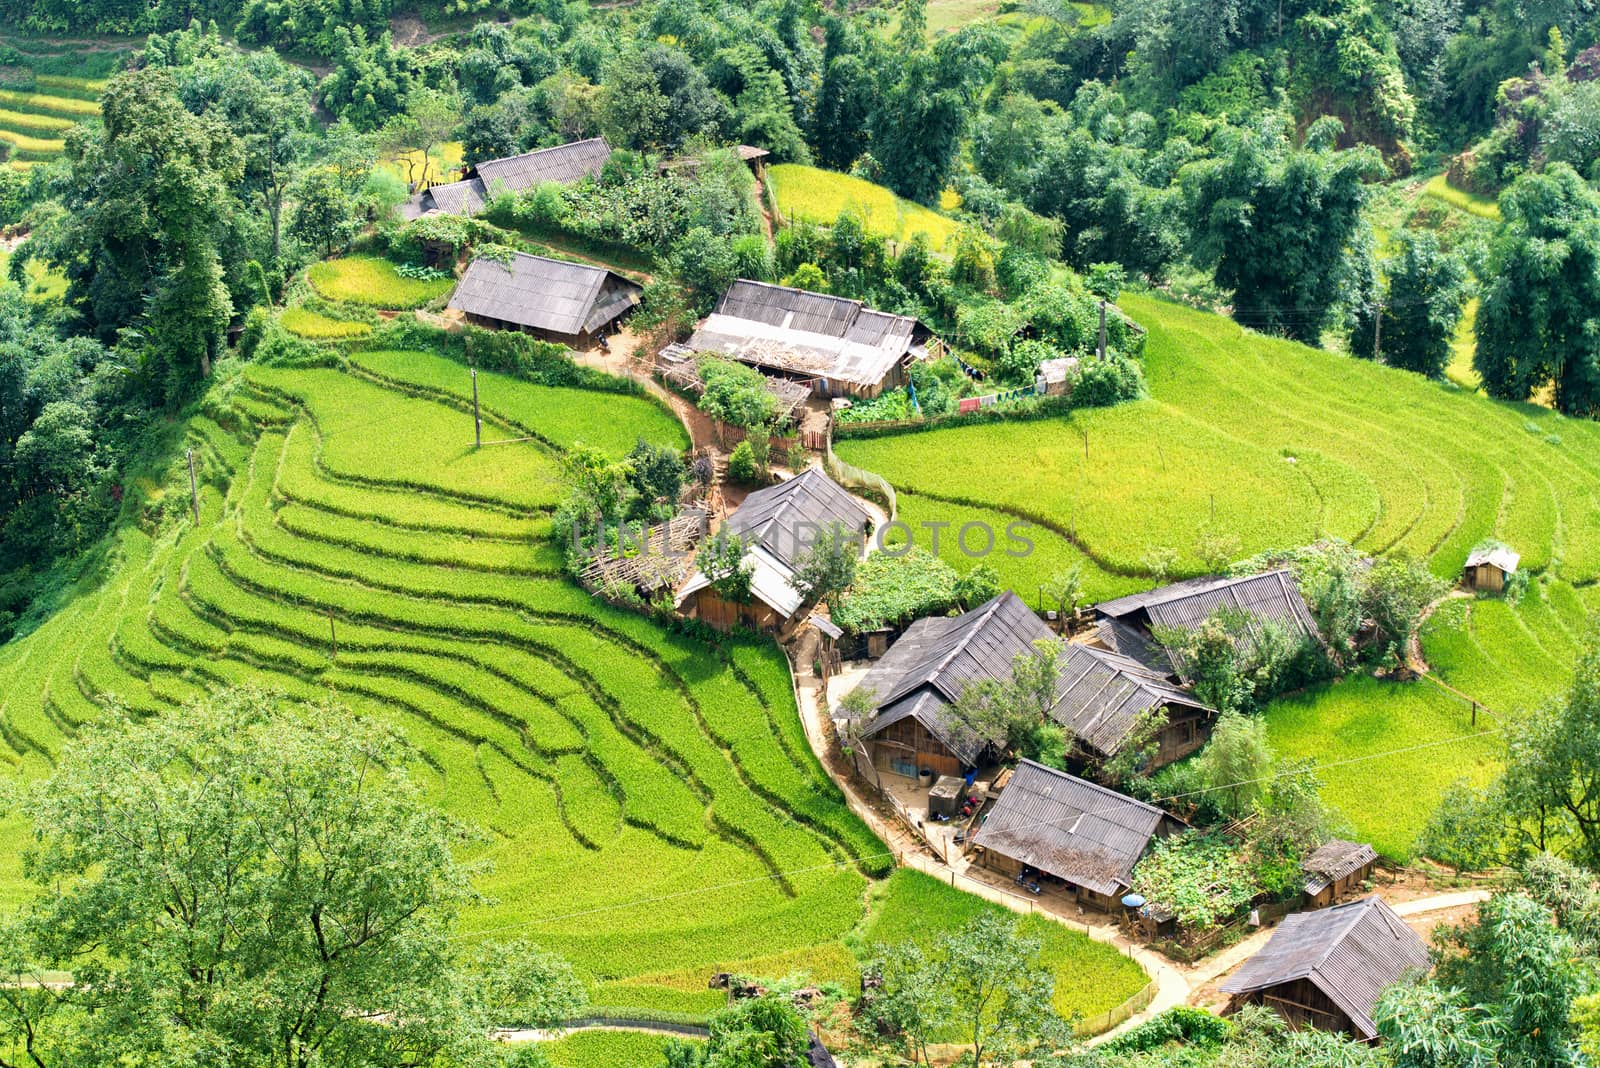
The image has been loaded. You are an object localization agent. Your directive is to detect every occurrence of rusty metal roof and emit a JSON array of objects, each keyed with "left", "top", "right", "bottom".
[{"left": 1220, "top": 895, "right": 1430, "bottom": 1040}]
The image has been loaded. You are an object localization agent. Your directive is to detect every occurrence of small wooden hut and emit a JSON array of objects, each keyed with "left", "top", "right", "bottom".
[
  {"left": 971, "top": 759, "right": 1183, "bottom": 912},
  {"left": 1463, "top": 546, "right": 1519, "bottom": 593},
  {"left": 1220, "top": 896, "right": 1429, "bottom": 1042},
  {"left": 448, "top": 252, "right": 641, "bottom": 347},
  {"left": 1301, "top": 839, "right": 1379, "bottom": 909}
]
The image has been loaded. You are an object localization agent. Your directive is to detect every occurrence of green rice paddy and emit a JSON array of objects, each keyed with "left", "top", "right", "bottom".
[{"left": 0, "top": 345, "right": 1143, "bottom": 1019}]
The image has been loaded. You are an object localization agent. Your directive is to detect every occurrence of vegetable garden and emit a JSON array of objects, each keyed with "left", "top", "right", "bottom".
[{"left": 0, "top": 345, "right": 1145, "bottom": 1020}]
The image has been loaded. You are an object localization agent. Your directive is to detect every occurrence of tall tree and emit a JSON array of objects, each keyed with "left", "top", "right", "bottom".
[
  {"left": 0, "top": 688, "right": 525, "bottom": 1068},
  {"left": 1350, "top": 229, "right": 1469, "bottom": 378},
  {"left": 1474, "top": 164, "right": 1600, "bottom": 416},
  {"left": 872, "top": 26, "right": 1005, "bottom": 203},
  {"left": 51, "top": 67, "right": 243, "bottom": 403},
  {"left": 1503, "top": 620, "right": 1600, "bottom": 867},
  {"left": 1181, "top": 115, "right": 1386, "bottom": 343}
]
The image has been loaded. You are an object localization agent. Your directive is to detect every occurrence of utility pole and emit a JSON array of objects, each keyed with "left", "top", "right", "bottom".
[
  {"left": 186, "top": 448, "right": 200, "bottom": 524},
  {"left": 1373, "top": 299, "right": 1384, "bottom": 363},
  {"left": 1097, "top": 300, "right": 1108, "bottom": 360},
  {"left": 471, "top": 368, "right": 482, "bottom": 448}
]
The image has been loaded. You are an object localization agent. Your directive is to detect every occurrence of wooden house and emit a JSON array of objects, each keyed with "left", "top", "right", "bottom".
[
  {"left": 1463, "top": 546, "right": 1519, "bottom": 593},
  {"left": 1302, "top": 840, "right": 1380, "bottom": 909},
  {"left": 971, "top": 759, "right": 1183, "bottom": 912},
  {"left": 675, "top": 469, "right": 871, "bottom": 634},
  {"left": 843, "top": 592, "right": 1047, "bottom": 779},
  {"left": 1050, "top": 642, "right": 1218, "bottom": 771},
  {"left": 687, "top": 280, "right": 931, "bottom": 399},
  {"left": 400, "top": 138, "right": 611, "bottom": 219},
  {"left": 1220, "top": 896, "right": 1429, "bottom": 1042},
  {"left": 1093, "top": 570, "right": 1321, "bottom": 680},
  {"left": 447, "top": 252, "right": 642, "bottom": 347}
]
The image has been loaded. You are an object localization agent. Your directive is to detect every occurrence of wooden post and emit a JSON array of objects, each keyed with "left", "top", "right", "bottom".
[
  {"left": 1098, "top": 300, "right": 1108, "bottom": 360},
  {"left": 186, "top": 449, "right": 200, "bottom": 524},
  {"left": 1373, "top": 299, "right": 1383, "bottom": 362},
  {"left": 471, "top": 368, "right": 482, "bottom": 448}
]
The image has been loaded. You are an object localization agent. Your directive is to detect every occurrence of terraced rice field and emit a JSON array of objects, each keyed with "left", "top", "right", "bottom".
[
  {"left": 307, "top": 255, "right": 456, "bottom": 308},
  {"left": 839, "top": 294, "right": 1600, "bottom": 590},
  {"left": 0, "top": 345, "right": 1143, "bottom": 1017},
  {"left": 0, "top": 79, "right": 102, "bottom": 170},
  {"left": 767, "top": 164, "right": 962, "bottom": 251},
  {"left": 838, "top": 294, "right": 1600, "bottom": 853}
]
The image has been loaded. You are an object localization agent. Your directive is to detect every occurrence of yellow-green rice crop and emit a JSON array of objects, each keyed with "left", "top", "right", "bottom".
[
  {"left": 768, "top": 164, "right": 962, "bottom": 251},
  {"left": 307, "top": 256, "right": 455, "bottom": 309},
  {"left": 280, "top": 306, "right": 373, "bottom": 340}
]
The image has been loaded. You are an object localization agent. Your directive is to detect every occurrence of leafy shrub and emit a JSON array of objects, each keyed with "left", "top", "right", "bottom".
[
  {"left": 726, "top": 440, "right": 759, "bottom": 484},
  {"left": 834, "top": 549, "right": 961, "bottom": 631},
  {"left": 1073, "top": 355, "right": 1147, "bottom": 407}
]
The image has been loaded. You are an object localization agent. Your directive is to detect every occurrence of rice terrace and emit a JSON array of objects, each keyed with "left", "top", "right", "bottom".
[{"left": 3, "top": 0, "right": 1600, "bottom": 1064}]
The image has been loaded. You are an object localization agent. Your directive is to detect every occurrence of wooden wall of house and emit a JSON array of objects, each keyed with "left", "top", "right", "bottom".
[
  {"left": 687, "top": 589, "right": 784, "bottom": 634},
  {"left": 1151, "top": 707, "right": 1213, "bottom": 769},
  {"left": 866, "top": 717, "right": 962, "bottom": 778},
  {"left": 978, "top": 850, "right": 1122, "bottom": 913},
  {"left": 1308, "top": 861, "right": 1377, "bottom": 908},
  {"left": 1230, "top": 979, "right": 1354, "bottom": 1038},
  {"left": 463, "top": 312, "right": 587, "bottom": 349},
  {"left": 1467, "top": 564, "right": 1506, "bottom": 592}
]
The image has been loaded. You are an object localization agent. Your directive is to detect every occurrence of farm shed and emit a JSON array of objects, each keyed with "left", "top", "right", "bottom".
[
  {"left": 447, "top": 252, "right": 642, "bottom": 347},
  {"left": 686, "top": 280, "right": 932, "bottom": 399},
  {"left": 1463, "top": 546, "right": 1519, "bottom": 592},
  {"left": 1050, "top": 643, "right": 1219, "bottom": 771},
  {"left": 1302, "top": 840, "right": 1379, "bottom": 909},
  {"left": 844, "top": 592, "right": 1049, "bottom": 778},
  {"left": 1093, "top": 570, "right": 1321, "bottom": 679},
  {"left": 1219, "top": 896, "right": 1429, "bottom": 1041},
  {"left": 676, "top": 469, "right": 871, "bottom": 633},
  {"left": 971, "top": 759, "right": 1183, "bottom": 912},
  {"left": 579, "top": 509, "right": 709, "bottom": 598},
  {"left": 400, "top": 137, "right": 612, "bottom": 219}
]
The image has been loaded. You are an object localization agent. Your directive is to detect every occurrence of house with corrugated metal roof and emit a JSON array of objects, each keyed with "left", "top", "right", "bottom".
[
  {"left": 1301, "top": 840, "right": 1380, "bottom": 909},
  {"left": 971, "top": 759, "right": 1183, "bottom": 911},
  {"left": 447, "top": 251, "right": 642, "bottom": 346},
  {"left": 1093, "top": 570, "right": 1321, "bottom": 679},
  {"left": 676, "top": 468, "right": 872, "bottom": 633},
  {"left": 844, "top": 592, "right": 1047, "bottom": 780},
  {"left": 844, "top": 591, "right": 1219, "bottom": 780},
  {"left": 687, "top": 280, "right": 931, "bottom": 399},
  {"left": 400, "top": 138, "right": 613, "bottom": 220},
  {"left": 1050, "top": 643, "right": 1218, "bottom": 769},
  {"left": 1220, "top": 895, "right": 1429, "bottom": 1041},
  {"left": 1463, "top": 545, "right": 1519, "bottom": 593}
]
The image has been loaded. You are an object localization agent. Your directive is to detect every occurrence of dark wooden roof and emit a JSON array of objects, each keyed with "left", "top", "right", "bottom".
[
  {"left": 447, "top": 252, "right": 641, "bottom": 337},
  {"left": 475, "top": 137, "right": 611, "bottom": 191},
  {"left": 1302, "top": 839, "right": 1379, "bottom": 897},
  {"left": 970, "top": 759, "right": 1173, "bottom": 897},
  {"left": 1049, "top": 643, "right": 1214, "bottom": 758},
  {"left": 1220, "top": 895, "right": 1430, "bottom": 1040},
  {"left": 722, "top": 468, "right": 871, "bottom": 569}
]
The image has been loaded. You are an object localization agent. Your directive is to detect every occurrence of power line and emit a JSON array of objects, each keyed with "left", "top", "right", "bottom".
[{"left": 448, "top": 718, "right": 1504, "bottom": 942}]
